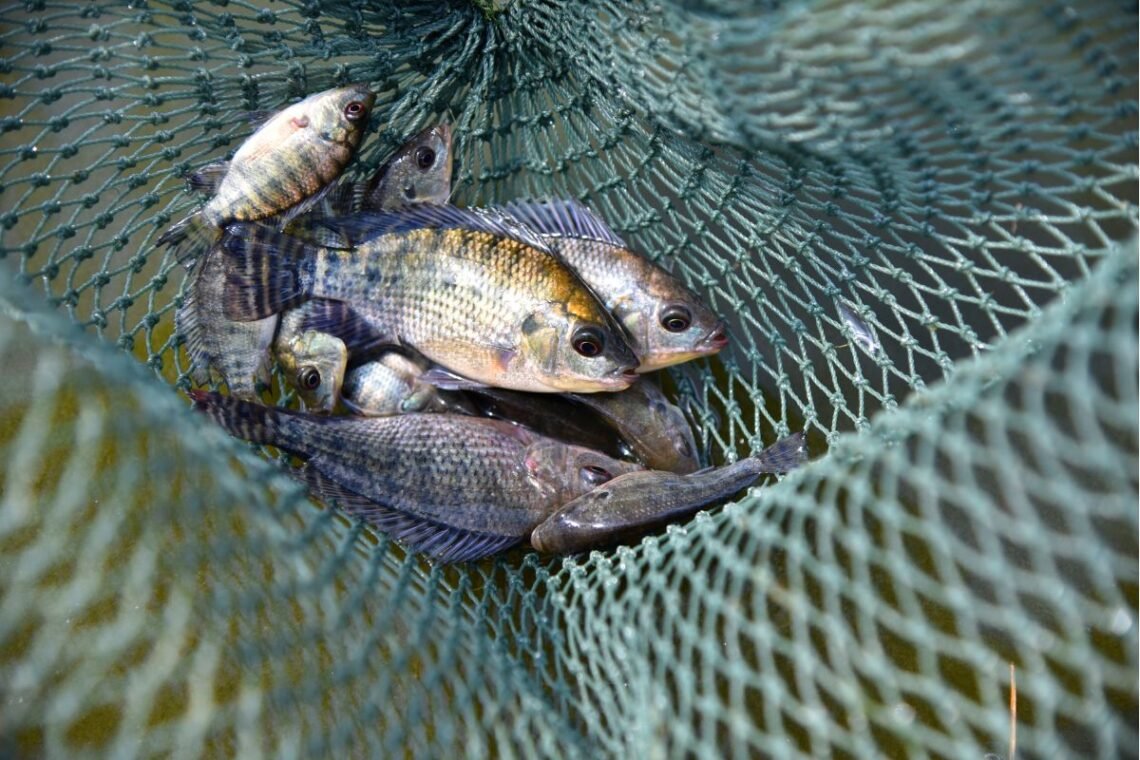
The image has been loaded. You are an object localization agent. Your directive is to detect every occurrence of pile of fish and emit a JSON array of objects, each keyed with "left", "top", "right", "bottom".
[{"left": 168, "top": 84, "right": 807, "bottom": 563}]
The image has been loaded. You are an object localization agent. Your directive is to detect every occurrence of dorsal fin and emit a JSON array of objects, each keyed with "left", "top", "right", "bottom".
[
  {"left": 498, "top": 199, "right": 627, "bottom": 248},
  {"left": 319, "top": 204, "right": 554, "bottom": 254}
]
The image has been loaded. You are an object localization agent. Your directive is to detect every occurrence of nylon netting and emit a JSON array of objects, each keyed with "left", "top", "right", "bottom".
[{"left": 0, "top": 0, "right": 1136, "bottom": 757}]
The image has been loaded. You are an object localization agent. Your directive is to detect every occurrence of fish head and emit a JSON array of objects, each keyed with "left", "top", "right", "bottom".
[
  {"left": 642, "top": 390, "right": 700, "bottom": 474},
  {"left": 622, "top": 267, "right": 728, "bottom": 373},
  {"left": 235, "top": 85, "right": 375, "bottom": 167},
  {"left": 523, "top": 439, "right": 643, "bottom": 502},
  {"left": 278, "top": 330, "right": 348, "bottom": 413},
  {"left": 314, "top": 84, "right": 377, "bottom": 147},
  {"left": 365, "top": 123, "right": 454, "bottom": 209},
  {"left": 517, "top": 302, "right": 640, "bottom": 393}
]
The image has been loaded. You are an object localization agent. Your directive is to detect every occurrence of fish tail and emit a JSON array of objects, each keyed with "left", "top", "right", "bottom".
[
  {"left": 175, "top": 271, "right": 214, "bottom": 387},
  {"left": 189, "top": 390, "right": 283, "bottom": 447},
  {"left": 158, "top": 212, "right": 220, "bottom": 267},
  {"left": 753, "top": 431, "right": 808, "bottom": 474},
  {"left": 221, "top": 223, "right": 315, "bottom": 321}
]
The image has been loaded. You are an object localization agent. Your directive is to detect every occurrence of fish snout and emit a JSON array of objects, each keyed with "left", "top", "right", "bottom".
[{"left": 700, "top": 322, "right": 730, "bottom": 351}]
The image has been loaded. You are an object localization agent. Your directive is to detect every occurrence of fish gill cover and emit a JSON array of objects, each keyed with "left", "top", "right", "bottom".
[{"left": 0, "top": 0, "right": 1136, "bottom": 757}]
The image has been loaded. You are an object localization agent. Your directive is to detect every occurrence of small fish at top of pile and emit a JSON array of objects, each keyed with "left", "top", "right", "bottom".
[
  {"left": 159, "top": 84, "right": 375, "bottom": 256},
  {"left": 175, "top": 95, "right": 807, "bottom": 562}
]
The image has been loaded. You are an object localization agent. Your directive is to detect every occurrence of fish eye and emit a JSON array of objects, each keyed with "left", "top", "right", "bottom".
[
  {"left": 299, "top": 366, "right": 322, "bottom": 391},
  {"left": 580, "top": 464, "right": 613, "bottom": 488},
  {"left": 344, "top": 101, "right": 367, "bottom": 121},
  {"left": 660, "top": 305, "right": 692, "bottom": 333},
  {"left": 572, "top": 327, "right": 605, "bottom": 358},
  {"left": 414, "top": 146, "right": 436, "bottom": 170}
]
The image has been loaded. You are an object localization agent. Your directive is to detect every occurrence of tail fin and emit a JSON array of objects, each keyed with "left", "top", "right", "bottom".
[
  {"left": 754, "top": 431, "right": 808, "bottom": 474},
  {"left": 221, "top": 223, "right": 316, "bottom": 321},
  {"left": 189, "top": 390, "right": 282, "bottom": 447},
  {"left": 158, "top": 211, "right": 219, "bottom": 267}
]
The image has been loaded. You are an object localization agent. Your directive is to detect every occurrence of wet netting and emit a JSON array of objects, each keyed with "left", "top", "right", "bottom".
[{"left": 0, "top": 0, "right": 1136, "bottom": 756}]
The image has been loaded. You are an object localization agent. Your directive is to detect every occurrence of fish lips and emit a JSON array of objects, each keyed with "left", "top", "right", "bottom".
[{"left": 636, "top": 321, "right": 730, "bottom": 373}]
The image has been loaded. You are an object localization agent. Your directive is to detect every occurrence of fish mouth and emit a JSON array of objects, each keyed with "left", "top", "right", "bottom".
[
  {"left": 601, "top": 367, "right": 640, "bottom": 389},
  {"left": 697, "top": 322, "right": 729, "bottom": 351},
  {"left": 635, "top": 323, "right": 730, "bottom": 373}
]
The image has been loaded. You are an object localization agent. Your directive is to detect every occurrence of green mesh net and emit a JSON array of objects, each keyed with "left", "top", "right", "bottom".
[{"left": 0, "top": 0, "right": 1137, "bottom": 756}]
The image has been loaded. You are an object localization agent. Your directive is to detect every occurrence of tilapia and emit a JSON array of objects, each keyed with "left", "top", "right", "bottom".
[
  {"left": 190, "top": 391, "right": 642, "bottom": 562},
  {"left": 531, "top": 432, "right": 808, "bottom": 555},
  {"left": 272, "top": 123, "right": 457, "bottom": 403},
  {"left": 157, "top": 84, "right": 375, "bottom": 255},
  {"left": 566, "top": 377, "right": 700, "bottom": 473},
  {"left": 466, "top": 387, "right": 630, "bottom": 461},
  {"left": 275, "top": 328, "right": 348, "bottom": 414},
  {"left": 176, "top": 244, "right": 274, "bottom": 399},
  {"left": 498, "top": 199, "right": 728, "bottom": 372},
  {"left": 342, "top": 352, "right": 471, "bottom": 416},
  {"left": 360, "top": 123, "right": 453, "bottom": 211},
  {"left": 221, "top": 205, "right": 640, "bottom": 393}
]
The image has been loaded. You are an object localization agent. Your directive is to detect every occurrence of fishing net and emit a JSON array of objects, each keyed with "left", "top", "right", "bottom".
[{"left": 0, "top": 0, "right": 1136, "bottom": 756}]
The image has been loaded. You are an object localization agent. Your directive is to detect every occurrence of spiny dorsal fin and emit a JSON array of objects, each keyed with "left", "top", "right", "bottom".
[
  {"left": 320, "top": 204, "right": 555, "bottom": 254},
  {"left": 498, "top": 199, "right": 627, "bottom": 248}
]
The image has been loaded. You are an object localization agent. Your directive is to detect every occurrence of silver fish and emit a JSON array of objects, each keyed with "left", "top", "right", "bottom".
[
  {"left": 836, "top": 298, "right": 882, "bottom": 356},
  {"left": 499, "top": 199, "right": 728, "bottom": 372},
  {"left": 341, "top": 352, "right": 468, "bottom": 416}
]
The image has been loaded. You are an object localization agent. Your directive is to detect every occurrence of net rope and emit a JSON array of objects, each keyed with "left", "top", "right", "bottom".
[{"left": 0, "top": 0, "right": 1136, "bottom": 756}]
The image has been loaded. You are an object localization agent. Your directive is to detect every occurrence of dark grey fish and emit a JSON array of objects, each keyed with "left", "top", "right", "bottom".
[
  {"left": 531, "top": 432, "right": 808, "bottom": 555},
  {"left": 567, "top": 377, "right": 700, "bottom": 474},
  {"left": 190, "top": 391, "right": 640, "bottom": 562}
]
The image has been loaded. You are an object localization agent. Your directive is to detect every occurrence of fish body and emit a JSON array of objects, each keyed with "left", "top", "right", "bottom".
[
  {"left": 158, "top": 84, "right": 375, "bottom": 252},
  {"left": 222, "top": 205, "right": 641, "bottom": 393},
  {"left": 271, "top": 123, "right": 457, "bottom": 401},
  {"left": 274, "top": 326, "right": 348, "bottom": 413},
  {"left": 500, "top": 200, "right": 728, "bottom": 372},
  {"left": 342, "top": 352, "right": 471, "bottom": 416},
  {"left": 176, "top": 244, "right": 275, "bottom": 398},
  {"left": 531, "top": 432, "right": 807, "bottom": 555},
  {"left": 568, "top": 377, "right": 700, "bottom": 473},
  {"left": 191, "top": 391, "right": 640, "bottom": 562}
]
